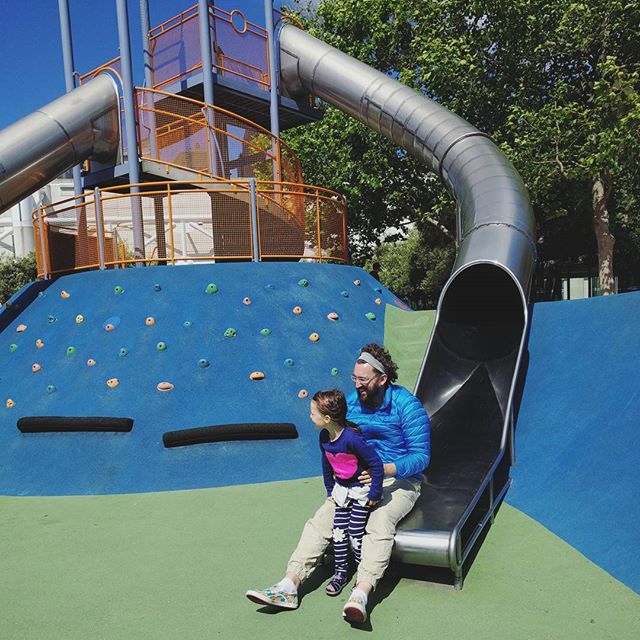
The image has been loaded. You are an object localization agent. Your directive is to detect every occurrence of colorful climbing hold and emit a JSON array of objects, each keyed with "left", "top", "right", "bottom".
[
  {"left": 153, "top": 283, "right": 162, "bottom": 292},
  {"left": 106, "top": 378, "right": 120, "bottom": 388},
  {"left": 327, "top": 312, "right": 339, "bottom": 321},
  {"left": 292, "top": 306, "right": 302, "bottom": 315},
  {"left": 60, "top": 290, "right": 71, "bottom": 298},
  {"left": 157, "top": 381, "right": 174, "bottom": 391},
  {"left": 46, "top": 385, "right": 56, "bottom": 394},
  {"left": 259, "top": 328, "right": 272, "bottom": 336},
  {"left": 47, "top": 315, "right": 56, "bottom": 323},
  {"left": 145, "top": 317, "right": 156, "bottom": 326},
  {"left": 66, "top": 346, "right": 76, "bottom": 356},
  {"left": 156, "top": 341, "right": 168, "bottom": 351},
  {"left": 105, "top": 323, "right": 115, "bottom": 332},
  {"left": 243, "top": 297, "right": 251, "bottom": 305},
  {"left": 75, "top": 314, "right": 84, "bottom": 324},
  {"left": 87, "top": 358, "right": 96, "bottom": 367},
  {"left": 119, "top": 348, "right": 129, "bottom": 357},
  {"left": 353, "top": 279, "right": 361, "bottom": 286},
  {"left": 265, "top": 284, "right": 275, "bottom": 290},
  {"left": 284, "top": 358, "right": 295, "bottom": 367},
  {"left": 340, "top": 291, "right": 349, "bottom": 298},
  {"left": 198, "top": 358, "right": 210, "bottom": 368},
  {"left": 298, "top": 389, "right": 309, "bottom": 399},
  {"left": 331, "top": 368, "right": 339, "bottom": 376},
  {"left": 249, "top": 371, "right": 265, "bottom": 380},
  {"left": 298, "top": 278, "right": 309, "bottom": 287},
  {"left": 375, "top": 298, "right": 382, "bottom": 305},
  {"left": 114, "top": 286, "right": 124, "bottom": 295},
  {"left": 16, "top": 324, "right": 27, "bottom": 332},
  {"left": 205, "top": 283, "right": 218, "bottom": 294},
  {"left": 32, "top": 363, "right": 41, "bottom": 373},
  {"left": 309, "top": 332, "right": 320, "bottom": 342},
  {"left": 9, "top": 343, "right": 18, "bottom": 352},
  {"left": 365, "top": 312, "right": 376, "bottom": 321},
  {"left": 36, "top": 339, "right": 44, "bottom": 349},
  {"left": 37, "top": 291, "right": 45, "bottom": 298},
  {"left": 183, "top": 321, "right": 192, "bottom": 328},
  {"left": 224, "top": 328, "right": 236, "bottom": 338},
  {"left": 6, "top": 399, "right": 15, "bottom": 408},
  {"left": 374, "top": 286, "right": 382, "bottom": 293}
]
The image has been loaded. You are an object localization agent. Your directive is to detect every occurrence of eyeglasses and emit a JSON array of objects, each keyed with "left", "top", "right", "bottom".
[{"left": 351, "top": 373, "right": 380, "bottom": 385}]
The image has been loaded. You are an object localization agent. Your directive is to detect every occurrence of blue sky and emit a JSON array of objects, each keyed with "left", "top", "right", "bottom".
[{"left": 0, "top": 0, "right": 289, "bottom": 130}]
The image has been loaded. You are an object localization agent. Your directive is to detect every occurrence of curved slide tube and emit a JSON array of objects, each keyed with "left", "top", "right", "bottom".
[
  {"left": 280, "top": 25, "right": 536, "bottom": 585},
  {"left": 0, "top": 74, "right": 120, "bottom": 213}
]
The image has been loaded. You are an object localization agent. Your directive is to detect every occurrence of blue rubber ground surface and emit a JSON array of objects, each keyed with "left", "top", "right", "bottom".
[
  {"left": 509, "top": 291, "right": 640, "bottom": 593},
  {"left": 0, "top": 263, "right": 404, "bottom": 495}
]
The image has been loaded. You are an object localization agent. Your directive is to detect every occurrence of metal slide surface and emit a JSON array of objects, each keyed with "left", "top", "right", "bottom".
[
  {"left": 0, "top": 74, "right": 119, "bottom": 214},
  {"left": 279, "top": 25, "right": 536, "bottom": 583}
]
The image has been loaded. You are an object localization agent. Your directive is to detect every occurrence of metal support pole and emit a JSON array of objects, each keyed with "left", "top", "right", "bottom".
[
  {"left": 198, "top": 0, "right": 218, "bottom": 177},
  {"left": 249, "top": 178, "right": 260, "bottom": 262},
  {"left": 264, "top": 0, "right": 280, "bottom": 184},
  {"left": 116, "top": 0, "right": 145, "bottom": 264},
  {"left": 94, "top": 188, "right": 106, "bottom": 270},
  {"left": 57, "top": 0, "right": 84, "bottom": 208},
  {"left": 37, "top": 206, "right": 49, "bottom": 279},
  {"left": 139, "top": 0, "right": 157, "bottom": 158}
]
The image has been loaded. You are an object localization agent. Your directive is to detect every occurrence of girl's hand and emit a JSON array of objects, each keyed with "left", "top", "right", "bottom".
[
  {"left": 327, "top": 496, "right": 335, "bottom": 503},
  {"left": 367, "top": 499, "right": 379, "bottom": 507}
]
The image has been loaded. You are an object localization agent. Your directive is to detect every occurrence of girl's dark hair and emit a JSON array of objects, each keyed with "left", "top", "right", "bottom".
[
  {"left": 359, "top": 343, "right": 398, "bottom": 383},
  {"left": 312, "top": 389, "right": 360, "bottom": 432}
]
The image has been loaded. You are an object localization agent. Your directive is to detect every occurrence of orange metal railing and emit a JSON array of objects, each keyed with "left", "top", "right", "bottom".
[
  {"left": 136, "top": 88, "right": 302, "bottom": 185},
  {"left": 33, "top": 180, "right": 347, "bottom": 277}
]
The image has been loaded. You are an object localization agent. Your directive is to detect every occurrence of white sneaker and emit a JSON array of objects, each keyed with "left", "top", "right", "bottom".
[{"left": 342, "top": 590, "right": 367, "bottom": 623}]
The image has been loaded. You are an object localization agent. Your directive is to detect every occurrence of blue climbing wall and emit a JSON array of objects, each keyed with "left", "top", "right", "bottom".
[
  {"left": 509, "top": 291, "right": 640, "bottom": 593},
  {"left": 0, "top": 262, "right": 405, "bottom": 496}
]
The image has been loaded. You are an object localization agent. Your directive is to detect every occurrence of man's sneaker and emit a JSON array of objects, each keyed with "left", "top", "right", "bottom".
[
  {"left": 245, "top": 584, "right": 299, "bottom": 610},
  {"left": 342, "top": 590, "right": 367, "bottom": 623}
]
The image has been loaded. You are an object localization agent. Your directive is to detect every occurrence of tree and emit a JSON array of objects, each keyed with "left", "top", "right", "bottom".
[
  {"left": 0, "top": 252, "right": 38, "bottom": 304},
  {"left": 282, "top": 0, "right": 640, "bottom": 296}
]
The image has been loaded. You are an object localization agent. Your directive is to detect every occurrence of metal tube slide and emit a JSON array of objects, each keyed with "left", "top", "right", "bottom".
[
  {"left": 279, "top": 25, "right": 536, "bottom": 582},
  {"left": 0, "top": 74, "right": 119, "bottom": 213}
]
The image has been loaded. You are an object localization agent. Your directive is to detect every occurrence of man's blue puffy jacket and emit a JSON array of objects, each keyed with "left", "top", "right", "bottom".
[{"left": 346, "top": 383, "right": 430, "bottom": 480}]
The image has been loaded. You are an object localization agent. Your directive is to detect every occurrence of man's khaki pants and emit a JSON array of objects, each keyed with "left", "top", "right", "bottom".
[{"left": 287, "top": 477, "right": 421, "bottom": 590}]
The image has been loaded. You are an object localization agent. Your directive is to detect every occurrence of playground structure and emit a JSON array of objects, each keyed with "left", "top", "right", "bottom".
[
  {"left": 0, "top": 3, "right": 637, "bottom": 620},
  {"left": 0, "top": 0, "right": 533, "bottom": 588}
]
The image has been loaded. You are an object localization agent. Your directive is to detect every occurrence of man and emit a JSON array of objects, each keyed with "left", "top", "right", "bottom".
[{"left": 246, "top": 343, "right": 430, "bottom": 623}]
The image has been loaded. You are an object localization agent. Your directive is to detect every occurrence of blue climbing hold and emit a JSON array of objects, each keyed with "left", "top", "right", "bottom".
[
  {"left": 284, "top": 358, "right": 295, "bottom": 367},
  {"left": 198, "top": 358, "right": 210, "bottom": 368}
]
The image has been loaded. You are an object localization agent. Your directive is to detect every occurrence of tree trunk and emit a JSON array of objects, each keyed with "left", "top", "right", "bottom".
[{"left": 592, "top": 173, "right": 615, "bottom": 295}]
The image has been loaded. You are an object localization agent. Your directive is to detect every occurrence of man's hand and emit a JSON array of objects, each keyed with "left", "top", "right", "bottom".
[{"left": 358, "top": 463, "right": 397, "bottom": 485}]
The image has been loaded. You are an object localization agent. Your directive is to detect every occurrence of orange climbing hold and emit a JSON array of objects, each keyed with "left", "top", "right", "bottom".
[
  {"left": 106, "top": 378, "right": 120, "bottom": 388},
  {"left": 60, "top": 290, "right": 71, "bottom": 298},
  {"left": 327, "top": 312, "right": 339, "bottom": 321},
  {"left": 31, "top": 363, "right": 41, "bottom": 373},
  {"left": 76, "top": 314, "right": 84, "bottom": 324},
  {"left": 309, "top": 332, "right": 320, "bottom": 342},
  {"left": 375, "top": 298, "right": 382, "bottom": 305},
  {"left": 298, "top": 389, "right": 309, "bottom": 399},
  {"left": 249, "top": 371, "right": 265, "bottom": 380},
  {"left": 353, "top": 279, "right": 361, "bottom": 286},
  {"left": 145, "top": 317, "right": 156, "bottom": 326},
  {"left": 293, "top": 306, "right": 302, "bottom": 315},
  {"left": 6, "top": 399, "right": 15, "bottom": 408},
  {"left": 157, "top": 381, "right": 174, "bottom": 391},
  {"left": 35, "top": 339, "right": 44, "bottom": 349},
  {"left": 105, "top": 323, "right": 115, "bottom": 332},
  {"left": 243, "top": 297, "right": 252, "bottom": 305},
  {"left": 87, "top": 358, "right": 96, "bottom": 367},
  {"left": 16, "top": 324, "right": 27, "bottom": 332}
]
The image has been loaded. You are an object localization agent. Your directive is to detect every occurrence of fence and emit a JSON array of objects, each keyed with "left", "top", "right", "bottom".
[{"left": 33, "top": 180, "right": 347, "bottom": 278}]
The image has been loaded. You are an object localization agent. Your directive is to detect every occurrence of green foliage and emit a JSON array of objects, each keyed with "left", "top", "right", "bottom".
[
  {"left": 283, "top": 0, "right": 640, "bottom": 297},
  {"left": 0, "top": 253, "right": 38, "bottom": 304}
]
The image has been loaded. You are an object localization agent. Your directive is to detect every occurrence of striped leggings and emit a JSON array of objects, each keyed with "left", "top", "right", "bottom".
[{"left": 332, "top": 501, "right": 370, "bottom": 573}]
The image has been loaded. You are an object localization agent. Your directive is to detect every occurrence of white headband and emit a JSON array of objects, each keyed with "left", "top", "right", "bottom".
[{"left": 357, "top": 351, "right": 386, "bottom": 374}]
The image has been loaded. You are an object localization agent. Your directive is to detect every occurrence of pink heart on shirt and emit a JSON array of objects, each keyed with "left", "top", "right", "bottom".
[{"left": 326, "top": 452, "right": 358, "bottom": 478}]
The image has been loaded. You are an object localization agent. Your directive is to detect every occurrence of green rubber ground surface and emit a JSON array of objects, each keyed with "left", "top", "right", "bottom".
[{"left": 2, "top": 479, "right": 638, "bottom": 639}]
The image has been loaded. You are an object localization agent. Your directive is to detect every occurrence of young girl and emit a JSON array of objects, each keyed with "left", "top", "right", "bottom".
[{"left": 310, "top": 389, "right": 384, "bottom": 596}]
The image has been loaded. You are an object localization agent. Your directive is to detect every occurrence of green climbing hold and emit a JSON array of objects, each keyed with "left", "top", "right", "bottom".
[
  {"left": 365, "top": 312, "right": 376, "bottom": 321},
  {"left": 114, "top": 286, "right": 124, "bottom": 295},
  {"left": 298, "top": 278, "right": 309, "bottom": 287},
  {"left": 66, "top": 346, "right": 77, "bottom": 356},
  {"left": 119, "top": 348, "right": 129, "bottom": 357},
  {"left": 9, "top": 343, "right": 18, "bottom": 352},
  {"left": 205, "top": 283, "right": 218, "bottom": 294},
  {"left": 156, "top": 341, "right": 168, "bottom": 351},
  {"left": 260, "top": 328, "right": 271, "bottom": 336},
  {"left": 224, "top": 328, "right": 236, "bottom": 338},
  {"left": 331, "top": 367, "right": 339, "bottom": 376}
]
